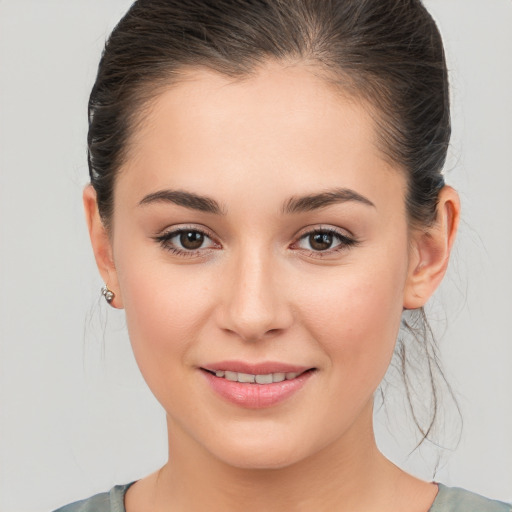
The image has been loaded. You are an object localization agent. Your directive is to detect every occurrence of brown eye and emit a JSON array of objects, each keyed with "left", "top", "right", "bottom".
[
  {"left": 294, "top": 228, "right": 358, "bottom": 255},
  {"left": 180, "top": 231, "right": 205, "bottom": 250},
  {"left": 155, "top": 228, "right": 217, "bottom": 255},
  {"left": 309, "top": 232, "right": 334, "bottom": 251}
]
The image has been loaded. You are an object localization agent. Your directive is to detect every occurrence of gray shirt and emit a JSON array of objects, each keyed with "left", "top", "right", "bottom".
[{"left": 53, "top": 482, "right": 511, "bottom": 512}]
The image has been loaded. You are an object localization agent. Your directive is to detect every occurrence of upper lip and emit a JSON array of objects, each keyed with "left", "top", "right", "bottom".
[{"left": 201, "top": 361, "right": 313, "bottom": 375}]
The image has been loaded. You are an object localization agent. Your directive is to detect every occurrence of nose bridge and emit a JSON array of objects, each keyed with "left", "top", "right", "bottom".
[{"left": 220, "top": 242, "right": 290, "bottom": 341}]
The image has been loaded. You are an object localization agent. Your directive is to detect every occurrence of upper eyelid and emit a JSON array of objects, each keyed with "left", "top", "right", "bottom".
[
  {"left": 154, "top": 229, "right": 219, "bottom": 259},
  {"left": 154, "top": 225, "right": 219, "bottom": 251},
  {"left": 156, "top": 224, "right": 216, "bottom": 239},
  {"left": 292, "top": 226, "right": 359, "bottom": 251},
  {"left": 154, "top": 224, "right": 356, "bottom": 247},
  {"left": 295, "top": 230, "right": 355, "bottom": 245},
  {"left": 293, "top": 224, "right": 355, "bottom": 241}
]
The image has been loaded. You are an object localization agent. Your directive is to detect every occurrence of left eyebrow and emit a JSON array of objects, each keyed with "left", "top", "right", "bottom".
[{"left": 282, "top": 187, "right": 375, "bottom": 214}]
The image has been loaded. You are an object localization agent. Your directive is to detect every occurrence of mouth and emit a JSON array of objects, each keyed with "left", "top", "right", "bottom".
[
  {"left": 199, "top": 363, "right": 316, "bottom": 408},
  {"left": 201, "top": 368, "right": 314, "bottom": 384}
]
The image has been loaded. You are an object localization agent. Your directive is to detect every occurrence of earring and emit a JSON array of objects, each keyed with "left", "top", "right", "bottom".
[{"left": 101, "top": 285, "right": 115, "bottom": 305}]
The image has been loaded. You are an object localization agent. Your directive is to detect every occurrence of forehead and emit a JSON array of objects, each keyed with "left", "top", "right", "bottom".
[
  {"left": 131, "top": 61, "right": 375, "bottom": 156},
  {"left": 118, "top": 61, "right": 403, "bottom": 210}
]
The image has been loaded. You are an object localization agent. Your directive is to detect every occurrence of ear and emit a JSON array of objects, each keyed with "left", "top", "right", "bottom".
[
  {"left": 83, "top": 185, "right": 123, "bottom": 308},
  {"left": 403, "top": 185, "right": 460, "bottom": 310}
]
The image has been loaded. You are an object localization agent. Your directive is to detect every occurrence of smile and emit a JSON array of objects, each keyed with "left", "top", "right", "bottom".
[
  {"left": 204, "top": 369, "right": 304, "bottom": 384},
  {"left": 200, "top": 365, "right": 316, "bottom": 408}
]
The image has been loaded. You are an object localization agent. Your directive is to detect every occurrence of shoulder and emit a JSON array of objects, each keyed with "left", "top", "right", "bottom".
[
  {"left": 52, "top": 483, "right": 134, "bottom": 512},
  {"left": 430, "top": 484, "right": 511, "bottom": 512}
]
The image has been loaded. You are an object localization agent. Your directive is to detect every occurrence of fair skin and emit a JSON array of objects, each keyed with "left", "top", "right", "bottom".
[{"left": 84, "top": 62, "right": 459, "bottom": 512}]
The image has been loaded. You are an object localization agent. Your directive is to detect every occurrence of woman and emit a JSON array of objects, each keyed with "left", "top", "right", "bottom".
[{"left": 52, "top": 0, "right": 510, "bottom": 511}]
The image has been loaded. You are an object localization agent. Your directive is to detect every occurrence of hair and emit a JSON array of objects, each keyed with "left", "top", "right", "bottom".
[{"left": 88, "top": 0, "right": 459, "bottom": 454}]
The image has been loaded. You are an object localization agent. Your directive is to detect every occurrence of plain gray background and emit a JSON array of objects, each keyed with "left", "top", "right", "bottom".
[{"left": 0, "top": 1, "right": 511, "bottom": 511}]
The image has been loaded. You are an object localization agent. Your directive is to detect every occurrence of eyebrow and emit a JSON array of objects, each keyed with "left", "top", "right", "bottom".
[
  {"left": 282, "top": 188, "right": 375, "bottom": 214},
  {"left": 138, "top": 187, "right": 375, "bottom": 215},
  {"left": 138, "top": 189, "right": 226, "bottom": 215}
]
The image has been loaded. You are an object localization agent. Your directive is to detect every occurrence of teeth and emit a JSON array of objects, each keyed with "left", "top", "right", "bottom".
[
  {"left": 211, "top": 370, "right": 303, "bottom": 383},
  {"left": 237, "top": 372, "right": 256, "bottom": 383},
  {"left": 225, "top": 371, "right": 238, "bottom": 382},
  {"left": 255, "top": 374, "right": 273, "bottom": 384}
]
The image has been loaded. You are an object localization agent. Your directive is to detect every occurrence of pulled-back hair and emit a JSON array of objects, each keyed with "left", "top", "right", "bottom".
[{"left": 88, "top": 0, "right": 458, "bottom": 454}]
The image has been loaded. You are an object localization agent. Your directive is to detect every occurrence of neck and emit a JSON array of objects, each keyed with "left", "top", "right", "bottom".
[{"left": 150, "top": 401, "right": 416, "bottom": 512}]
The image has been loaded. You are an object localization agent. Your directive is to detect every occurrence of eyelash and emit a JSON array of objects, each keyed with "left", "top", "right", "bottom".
[
  {"left": 293, "top": 227, "right": 359, "bottom": 258},
  {"left": 154, "top": 226, "right": 219, "bottom": 258},
  {"left": 154, "top": 226, "right": 359, "bottom": 258}
]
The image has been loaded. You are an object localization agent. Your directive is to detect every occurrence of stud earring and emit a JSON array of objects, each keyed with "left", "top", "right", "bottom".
[{"left": 101, "top": 285, "right": 115, "bottom": 305}]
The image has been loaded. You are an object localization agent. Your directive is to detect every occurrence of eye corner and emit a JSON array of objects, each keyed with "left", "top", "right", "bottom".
[
  {"left": 291, "top": 226, "right": 360, "bottom": 257},
  {"left": 153, "top": 225, "right": 221, "bottom": 258}
]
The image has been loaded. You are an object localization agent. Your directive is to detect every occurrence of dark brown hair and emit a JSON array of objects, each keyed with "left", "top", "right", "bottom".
[{"left": 88, "top": 0, "right": 458, "bottom": 454}]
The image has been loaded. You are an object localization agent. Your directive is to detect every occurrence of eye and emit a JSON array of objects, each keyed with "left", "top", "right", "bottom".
[
  {"left": 154, "top": 227, "right": 218, "bottom": 256},
  {"left": 176, "top": 230, "right": 206, "bottom": 250},
  {"left": 294, "top": 228, "right": 358, "bottom": 254}
]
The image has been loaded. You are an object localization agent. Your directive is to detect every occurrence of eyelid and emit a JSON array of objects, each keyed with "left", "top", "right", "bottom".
[
  {"left": 153, "top": 224, "right": 221, "bottom": 256},
  {"left": 290, "top": 225, "right": 359, "bottom": 256},
  {"left": 155, "top": 223, "right": 217, "bottom": 239},
  {"left": 152, "top": 223, "right": 358, "bottom": 258},
  {"left": 292, "top": 224, "right": 356, "bottom": 243}
]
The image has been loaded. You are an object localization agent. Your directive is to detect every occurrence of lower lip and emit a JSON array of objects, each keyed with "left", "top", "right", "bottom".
[{"left": 201, "top": 370, "right": 314, "bottom": 409}]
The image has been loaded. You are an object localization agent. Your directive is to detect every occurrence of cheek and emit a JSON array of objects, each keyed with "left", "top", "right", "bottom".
[
  {"left": 297, "top": 251, "right": 407, "bottom": 389},
  {"left": 114, "top": 249, "right": 216, "bottom": 393}
]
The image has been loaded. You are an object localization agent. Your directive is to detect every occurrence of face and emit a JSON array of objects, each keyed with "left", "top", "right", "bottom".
[{"left": 100, "top": 62, "right": 419, "bottom": 469}]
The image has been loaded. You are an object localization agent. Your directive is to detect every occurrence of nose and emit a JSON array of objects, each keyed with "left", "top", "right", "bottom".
[{"left": 217, "top": 248, "right": 293, "bottom": 342}]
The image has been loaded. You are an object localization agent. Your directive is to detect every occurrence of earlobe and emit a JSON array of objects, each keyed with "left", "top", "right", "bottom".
[
  {"left": 83, "top": 185, "right": 123, "bottom": 308},
  {"left": 403, "top": 186, "right": 460, "bottom": 310}
]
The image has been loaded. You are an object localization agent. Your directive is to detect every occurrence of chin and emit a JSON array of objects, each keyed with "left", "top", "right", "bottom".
[
  {"left": 217, "top": 447, "right": 304, "bottom": 470},
  {"left": 201, "top": 428, "right": 318, "bottom": 470}
]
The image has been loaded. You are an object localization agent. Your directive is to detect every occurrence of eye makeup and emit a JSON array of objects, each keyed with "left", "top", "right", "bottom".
[{"left": 153, "top": 224, "right": 360, "bottom": 260}]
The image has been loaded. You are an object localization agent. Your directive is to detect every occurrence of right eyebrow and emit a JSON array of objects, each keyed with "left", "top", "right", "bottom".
[{"left": 138, "top": 189, "right": 226, "bottom": 215}]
